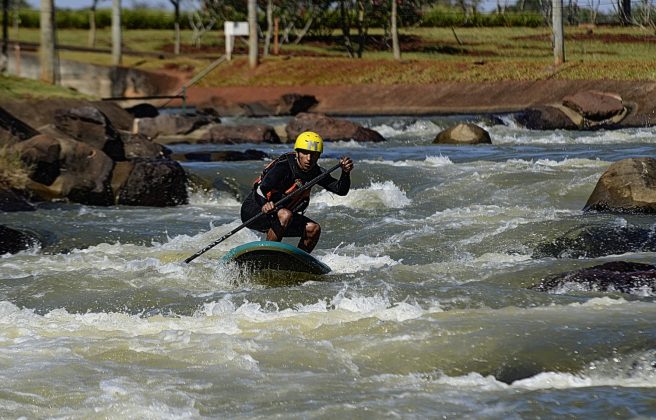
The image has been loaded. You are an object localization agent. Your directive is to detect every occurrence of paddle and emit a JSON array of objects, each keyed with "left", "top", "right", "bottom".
[{"left": 183, "top": 162, "right": 342, "bottom": 264}]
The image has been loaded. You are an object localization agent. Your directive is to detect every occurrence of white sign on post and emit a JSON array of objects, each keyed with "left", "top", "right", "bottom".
[{"left": 224, "top": 21, "right": 249, "bottom": 60}]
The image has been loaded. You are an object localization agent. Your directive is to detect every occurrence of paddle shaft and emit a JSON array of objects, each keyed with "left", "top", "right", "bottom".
[{"left": 184, "top": 162, "right": 342, "bottom": 264}]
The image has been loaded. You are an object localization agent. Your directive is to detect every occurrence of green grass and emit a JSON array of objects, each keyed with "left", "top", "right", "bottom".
[
  {"left": 0, "top": 74, "right": 91, "bottom": 100},
  {"left": 6, "top": 25, "right": 656, "bottom": 88}
]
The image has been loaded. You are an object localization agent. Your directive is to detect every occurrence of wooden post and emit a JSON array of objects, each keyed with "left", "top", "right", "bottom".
[
  {"left": 248, "top": 0, "right": 258, "bottom": 68},
  {"left": 552, "top": 0, "right": 564, "bottom": 66},
  {"left": 2, "top": 0, "right": 8, "bottom": 70}
]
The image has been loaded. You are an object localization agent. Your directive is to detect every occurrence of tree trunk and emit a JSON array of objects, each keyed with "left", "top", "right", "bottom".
[
  {"left": 111, "top": 0, "right": 122, "bottom": 65},
  {"left": 552, "top": 0, "right": 565, "bottom": 65},
  {"left": 248, "top": 0, "right": 258, "bottom": 68},
  {"left": 339, "top": 0, "right": 354, "bottom": 58},
  {"left": 174, "top": 2, "right": 180, "bottom": 55},
  {"left": 88, "top": 5, "right": 97, "bottom": 48},
  {"left": 356, "top": 0, "right": 365, "bottom": 58},
  {"left": 264, "top": 0, "right": 272, "bottom": 57},
  {"left": 39, "top": 0, "right": 56, "bottom": 83},
  {"left": 620, "top": 0, "right": 631, "bottom": 24},
  {"left": 391, "top": 0, "right": 400, "bottom": 60},
  {"left": 2, "top": 0, "right": 8, "bottom": 68}
]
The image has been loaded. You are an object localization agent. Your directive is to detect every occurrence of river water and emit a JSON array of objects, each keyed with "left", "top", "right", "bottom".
[{"left": 1, "top": 115, "right": 655, "bottom": 418}]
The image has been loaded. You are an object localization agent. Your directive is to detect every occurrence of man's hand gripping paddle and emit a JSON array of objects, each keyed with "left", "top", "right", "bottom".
[{"left": 183, "top": 162, "right": 342, "bottom": 264}]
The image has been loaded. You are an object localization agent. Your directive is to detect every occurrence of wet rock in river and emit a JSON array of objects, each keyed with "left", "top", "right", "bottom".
[
  {"left": 116, "top": 158, "right": 188, "bottom": 207},
  {"left": 0, "top": 188, "right": 34, "bottom": 212},
  {"left": 198, "top": 124, "right": 281, "bottom": 144},
  {"left": 584, "top": 158, "right": 656, "bottom": 214},
  {"left": 0, "top": 225, "right": 41, "bottom": 254},
  {"left": 171, "top": 149, "right": 268, "bottom": 162},
  {"left": 531, "top": 261, "right": 656, "bottom": 296},
  {"left": 286, "top": 113, "right": 385, "bottom": 142},
  {"left": 134, "top": 113, "right": 217, "bottom": 139},
  {"left": 532, "top": 224, "right": 656, "bottom": 259},
  {"left": 433, "top": 123, "right": 491, "bottom": 145}
]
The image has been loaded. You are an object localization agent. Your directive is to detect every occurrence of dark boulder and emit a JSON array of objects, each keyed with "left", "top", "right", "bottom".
[
  {"left": 286, "top": 113, "right": 385, "bottom": 143},
  {"left": 0, "top": 106, "right": 41, "bottom": 146},
  {"left": 171, "top": 149, "right": 268, "bottom": 162},
  {"left": 0, "top": 225, "right": 40, "bottom": 254},
  {"left": 0, "top": 188, "right": 34, "bottom": 212},
  {"left": 242, "top": 94, "right": 318, "bottom": 117},
  {"left": 54, "top": 106, "right": 126, "bottom": 161},
  {"left": 199, "top": 124, "right": 281, "bottom": 144},
  {"left": 531, "top": 261, "right": 656, "bottom": 296},
  {"left": 121, "top": 132, "right": 170, "bottom": 160},
  {"left": 584, "top": 158, "right": 656, "bottom": 214},
  {"left": 125, "top": 103, "right": 160, "bottom": 118},
  {"left": 514, "top": 106, "right": 579, "bottom": 130},
  {"left": 134, "top": 113, "right": 217, "bottom": 139},
  {"left": 533, "top": 224, "right": 656, "bottom": 259},
  {"left": 12, "top": 135, "right": 114, "bottom": 205},
  {"left": 116, "top": 158, "right": 188, "bottom": 207},
  {"left": 0, "top": 99, "right": 134, "bottom": 132},
  {"left": 433, "top": 123, "right": 491, "bottom": 145}
]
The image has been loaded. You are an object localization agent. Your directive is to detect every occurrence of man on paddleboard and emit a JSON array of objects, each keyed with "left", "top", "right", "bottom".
[{"left": 240, "top": 131, "right": 354, "bottom": 253}]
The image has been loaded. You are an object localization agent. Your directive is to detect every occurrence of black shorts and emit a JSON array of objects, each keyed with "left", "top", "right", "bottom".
[{"left": 240, "top": 191, "right": 316, "bottom": 237}]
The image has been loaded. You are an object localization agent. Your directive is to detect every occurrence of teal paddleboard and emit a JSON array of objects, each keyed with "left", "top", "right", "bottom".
[{"left": 222, "top": 241, "right": 331, "bottom": 275}]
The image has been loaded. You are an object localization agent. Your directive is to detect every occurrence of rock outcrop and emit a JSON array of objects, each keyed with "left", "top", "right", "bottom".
[{"left": 515, "top": 90, "right": 628, "bottom": 130}]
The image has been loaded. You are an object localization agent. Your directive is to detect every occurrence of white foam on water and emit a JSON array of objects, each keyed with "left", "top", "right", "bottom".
[
  {"left": 318, "top": 249, "right": 401, "bottom": 274},
  {"left": 187, "top": 189, "right": 241, "bottom": 207},
  {"left": 361, "top": 154, "right": 453, "bottom": 168},
  {"left": 313, "top": 180, "right": 411, "bottom": 209},
  {"left": 371, "top": 120, "right": 442, "bottom": 138},
  {"left": 493, "top": 128, "right": 656, "bottom": 145},
  {"left": 512, "top": 351, "right": 656, "bottom": 389}
]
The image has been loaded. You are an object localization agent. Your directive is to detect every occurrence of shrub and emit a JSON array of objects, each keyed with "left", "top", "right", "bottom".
[{"left": 0, "top": 147, "right": 31, "bottom": 190}]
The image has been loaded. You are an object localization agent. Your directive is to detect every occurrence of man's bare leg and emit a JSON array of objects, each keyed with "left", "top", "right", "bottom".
[
  {"left": 266, "top": 208, "right": 292, "bottom": 241},
  {"left": 298, "top": 222, "right": 321, "bottom": 253}
]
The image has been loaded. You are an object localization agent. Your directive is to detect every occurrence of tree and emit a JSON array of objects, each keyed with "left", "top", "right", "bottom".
[
  {"left": 170, "top": 0, "right": 181, "bottom": 54},
  {"left": 111, "top": 0, "right": 121, "bottom": 65},
  {"left": 248, "top": 0, "right": 257, "bottom": 67},
  {"left": 88, "top": 0, "right": 100, "bottom": 48},
  {"left": 2, "top": 0, "right": 8, "bottom": 73},
  {"left": 391, "top": 0, "right": 400, "bottom": 59},
  {"left": 40, "top": 0, "right": 56, "bottom": 83}
]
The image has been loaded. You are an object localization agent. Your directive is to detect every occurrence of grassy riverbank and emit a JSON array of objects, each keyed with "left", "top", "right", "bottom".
[{"left": 2, "top": 25, "right": 656, "bottom": 99}]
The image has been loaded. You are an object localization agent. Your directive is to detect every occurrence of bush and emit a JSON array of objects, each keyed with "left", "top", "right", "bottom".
[
  {"left": 0, "top": 147, "right": 31, "bottom": 190},
  {"left": 420, "top": 5, "right": 545, "bottom": 27}
]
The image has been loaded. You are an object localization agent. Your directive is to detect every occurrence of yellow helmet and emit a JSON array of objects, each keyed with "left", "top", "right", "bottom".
[{"left": 294, "top": 131, "right": 323, "bottom": 153}]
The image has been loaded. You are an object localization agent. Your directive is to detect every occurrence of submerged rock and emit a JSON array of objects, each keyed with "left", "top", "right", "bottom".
[
  {"left": 0, "top": 188, "right": 34, "bottom": 212},
  {"left": 0, "top": 225, "right": 41, "bottom": 254},
  {"left": 171, "top": 149, "right": 268, "bottom": 162},
  {"left": 532, "top": 224, "right": 656, "bottom": 259},
  {"left": 531, "top": 261, "right": 656, "bottom": 296}
]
